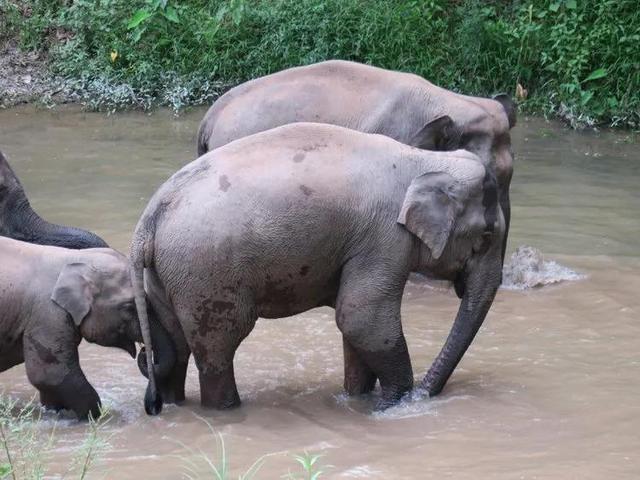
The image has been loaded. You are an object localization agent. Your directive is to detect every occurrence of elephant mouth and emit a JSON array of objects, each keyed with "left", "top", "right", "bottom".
[{"left": 120, "top": 340, "right": 137, "bottom": 359}]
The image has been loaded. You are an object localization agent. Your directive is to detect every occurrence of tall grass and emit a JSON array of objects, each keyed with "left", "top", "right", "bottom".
[
  {"left": 0, "top": 395, "right": 111, "bottom": 480},
  {"left": 2, "top": 0, "right": 639, "bottom": 126}
]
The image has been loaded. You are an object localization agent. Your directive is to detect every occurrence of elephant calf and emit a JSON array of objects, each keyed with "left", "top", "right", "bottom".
[
  {"left": 133, "top": 123, "right": 505, "bottom": 414},
  {"left": 0, "top": 150, "right": 108, "bottom": 249},
  {"left": 0, "top": 236, "right": 175, "bottom": 419}
]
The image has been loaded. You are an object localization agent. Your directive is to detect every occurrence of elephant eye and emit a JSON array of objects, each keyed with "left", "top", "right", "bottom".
[{"left": 119, "top": 302, "right": 136, "bottom": 315}]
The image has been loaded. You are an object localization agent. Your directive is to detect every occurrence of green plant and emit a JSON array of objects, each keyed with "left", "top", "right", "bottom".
[
  {"left": 283, "top": 452, "right": 326, "bottom": 480},
  {"left": 2, "top": 0, "right": 639, "bottom": 126},
  {"left": 0, "top": 394, "right": 112, "bottom": 480}
]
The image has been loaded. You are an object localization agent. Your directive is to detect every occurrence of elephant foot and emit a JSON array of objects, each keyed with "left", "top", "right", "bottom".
[
  {"left": 343, "top": 337, "right": 378, "bottom": 396},
  {"left": 374, "top": 385, "right": 412, "bottom": 411},
  {"left": 199, "top": 368, "right": 241, "bottom": 410}
]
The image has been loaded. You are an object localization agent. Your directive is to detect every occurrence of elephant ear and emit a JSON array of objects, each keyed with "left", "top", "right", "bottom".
[
  {"left": 51, "top": 262, "right": 94, "bottom": 326},
  {"left": 492, "top": 93, "right": 517, "bottom": 128},
  {"left": 397, "top": 172, "right": 460, "bottom": 260},
  {"left": 409, "top": 116, "right": 461, "bottom": 151}
]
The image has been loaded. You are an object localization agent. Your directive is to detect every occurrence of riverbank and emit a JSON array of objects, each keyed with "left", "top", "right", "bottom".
[{"left": 1, "top": 0, "right": 638, "bottom": 128}]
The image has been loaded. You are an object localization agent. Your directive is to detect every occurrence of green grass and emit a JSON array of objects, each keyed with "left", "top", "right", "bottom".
[
  {"left": 0, "top": 395, "right": 112, "bottom": 480},
  {"left": 2, "top": 0, "right": 639, "bottom": 127}
]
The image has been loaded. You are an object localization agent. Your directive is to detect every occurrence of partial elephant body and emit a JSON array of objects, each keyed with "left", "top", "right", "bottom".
[
  {"left": 0, "top": 151, "right": 108, "bottom": 249},
  {"left": 134, "top": 123, "right": 505, "bottom": 413},
  {"left": 0, "top": 236, "right": 175, "bottom": 420},
  {"left": 196, "top": 60, "right": 515, "bottom": 259}
]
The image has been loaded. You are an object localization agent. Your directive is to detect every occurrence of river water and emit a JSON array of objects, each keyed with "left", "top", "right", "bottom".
[{"left": 0, "top": 106, "right": 638, "bottom": 479}]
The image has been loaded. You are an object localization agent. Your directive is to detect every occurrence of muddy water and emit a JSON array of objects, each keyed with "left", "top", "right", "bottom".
[{"left": 0, "top": 106, "right": 639, "bottom": 479}]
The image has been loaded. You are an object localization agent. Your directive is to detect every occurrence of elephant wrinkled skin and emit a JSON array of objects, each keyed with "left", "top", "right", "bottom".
[
  {"left": 0, "top": 150, "right": 108, "bottom": 249},
  {"left": 0, "top": 236, "right": 175, "bottom": 420},
  {"left": 133, "top": 123, "right": 504, "bottom": 414},
  {"left": 196, "top": 60, "right": 515, "bottom": 261}
]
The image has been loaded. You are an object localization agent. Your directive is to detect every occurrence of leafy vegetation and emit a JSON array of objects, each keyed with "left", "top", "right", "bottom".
[
  {"left": 1, "top": 0, "right": 638, "bottom": 127},
  {"left": 0, "top": 395, "right": 111, "bottom": 480}
]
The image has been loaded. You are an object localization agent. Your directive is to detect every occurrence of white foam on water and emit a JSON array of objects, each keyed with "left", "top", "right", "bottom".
[
  {"left": 501, "top": 245, "right": 586, "bottom": 290},
  {"left": 340, "top": 465, "right": 382, "bottom": 478}
]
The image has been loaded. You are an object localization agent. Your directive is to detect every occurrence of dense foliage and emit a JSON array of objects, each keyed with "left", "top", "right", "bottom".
[{"left": 2, "top": 0, "right": 638, "bottom": 126}]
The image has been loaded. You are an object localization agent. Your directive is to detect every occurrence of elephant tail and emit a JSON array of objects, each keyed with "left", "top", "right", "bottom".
[{"left": 130, "top": 215, "right": 162, "bottom": 416}]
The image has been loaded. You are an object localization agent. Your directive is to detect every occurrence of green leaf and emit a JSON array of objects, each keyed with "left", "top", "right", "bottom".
[
  {"left": 162, "top": 6, "right": 179, "bottom": 23},
  {"left": 565, "top": 0, "right": 576, "bottom": 9},
  {"left": 549, "top": 2, "right": 560, "bottom": 12},
  {"left": 0, "top": 464, "right": 12, "bottom": 477},
  {"left": 583, "top": 68, "right": 607, "bottom": 83},
  {"left": 127, "top": 9, "right": 152, "bottom": 29}
]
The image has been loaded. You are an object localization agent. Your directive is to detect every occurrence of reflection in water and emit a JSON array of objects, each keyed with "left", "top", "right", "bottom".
[{"left": 0, "top": 107, "right": 639, "bottom": 479}]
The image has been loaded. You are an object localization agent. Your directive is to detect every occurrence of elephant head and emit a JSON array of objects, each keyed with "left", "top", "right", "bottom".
[
  {"left": 398, "top": 164, "right": 504, "bottom": 396},
  {"left": 409, "top": 94, "right": 516, "bottom": 263},
  {"left": 50, "top": 250, "right": 176, "bottom": 375},
  {"left": 0, "top": 150, "right": 108, "bottom": 249}
]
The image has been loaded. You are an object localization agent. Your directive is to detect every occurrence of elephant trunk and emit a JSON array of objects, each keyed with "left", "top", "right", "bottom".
[
  {"left": 421, "top": 248, "right": 502, "bottom": 396},
  {"left": 5, "top": 192, "right": 108, "bottom": 249}
]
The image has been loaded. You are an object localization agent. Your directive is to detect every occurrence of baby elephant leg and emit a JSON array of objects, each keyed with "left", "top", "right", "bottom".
[
  {"left": 23, "top": 331, "right": 101, "bottom": 420},
  {"left": 342, "top": 336, "right": 377, "bottom": 395}
]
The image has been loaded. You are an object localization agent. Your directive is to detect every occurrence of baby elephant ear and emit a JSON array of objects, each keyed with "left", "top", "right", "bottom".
[
  {"left": 397, "top": 172, "right": 459, "bottom": 260},
  {"left": 51, "top": 263, "right": 94, "bottom": 326},
  {"left": 409, "top": 116, "right": 461, "bottom": 151}
]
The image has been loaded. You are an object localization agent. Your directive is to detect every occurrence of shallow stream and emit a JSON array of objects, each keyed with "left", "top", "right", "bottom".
[{"left": 0, "top": 107, "right": 638, "bottom": 479}]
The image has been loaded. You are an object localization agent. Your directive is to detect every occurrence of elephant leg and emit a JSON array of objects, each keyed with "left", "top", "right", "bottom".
[
  {"left": 180, "top": 297, "right": 257, "bottom": 410},
  {"left": 343, "top": 336, "right": 377, "bottom": 395},
  {"left": 158, "top": 356, "right": 189, "bottom": 404},
  {"left": 39, "top": 389, "right": 65, "bottom": 412},
  {"left": 336, "top": 264, "right": 413, "bottom": 409},
  {"left": 24, "top": 331, "right": 101, "bottom": 420}
]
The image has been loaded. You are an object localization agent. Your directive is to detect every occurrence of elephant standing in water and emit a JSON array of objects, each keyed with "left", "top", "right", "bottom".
[
  {"left": 0, "top": 150, "right": 107, "bottom": 249},
  {"left": 196, "top": 60, "right": 516, "bottom": 260},
  {"left": 133, "top": 124, "right": 504, "bottom": 414},
  {"left": 0, "top": 236, "right": 176, "bottom": 419}
]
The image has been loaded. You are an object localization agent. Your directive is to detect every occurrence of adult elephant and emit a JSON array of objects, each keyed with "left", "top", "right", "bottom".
[
  {"left": 196, "top": 60, "right": 516, "bottom": 261},
  {"left": 0, "top": 150, "right": 108, "bottom": 249},
  {"left": 133, "top": 123, "right": 504, "bottom": 414},
  {"left": 0, "top": 236, "right": 176, "bottom": 419}
]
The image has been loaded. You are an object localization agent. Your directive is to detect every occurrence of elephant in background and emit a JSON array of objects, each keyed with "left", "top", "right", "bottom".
[
  {"left": 0, "top": 150, "right": 108, "bottom": 249},
  {"left": 196, "top": 60, "right": 516, "bottom": 261},
  {"left": 133, "top": 123, "right": 504, "bottom": 414},
  {"left": 0, "top": 236, "right": 176, "bottom": 419}
]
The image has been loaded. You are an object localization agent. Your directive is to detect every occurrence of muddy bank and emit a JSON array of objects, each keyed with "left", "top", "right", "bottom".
[{"left": 0, "top": 40, "right": 67, "bottom": 107}]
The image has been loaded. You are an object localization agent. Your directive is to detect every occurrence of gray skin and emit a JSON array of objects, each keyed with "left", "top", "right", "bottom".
[
  {"left": 196, "top": 60, "right": 515, "bottom": 262},
  {"left": 133, "top": 123, "right": 504, "bottom": 414},
  {"left": 0, "top": 236, "right": 175, "bottom": 420},
  {"left": 0, "top": 150, "right": 108, "bottom": 249}
]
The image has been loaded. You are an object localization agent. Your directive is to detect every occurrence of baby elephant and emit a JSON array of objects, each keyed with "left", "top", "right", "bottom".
[
  {"left": 133, "top": 123, "right": 504, "bottom": 414},
  {"left": 0, "top": 236, "right": 174, "bottom": 419}
]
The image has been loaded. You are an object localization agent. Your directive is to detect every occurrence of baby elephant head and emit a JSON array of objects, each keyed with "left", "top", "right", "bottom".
[{"left": 50, "top": 251, "right": 141, "bottom": 358}]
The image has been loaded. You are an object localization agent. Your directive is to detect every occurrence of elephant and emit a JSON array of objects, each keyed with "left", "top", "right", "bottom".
[
  {"left": 196, "top": 60, "right": 516, "bottom": 262},
  {"left": 132, "top": 123, "right": 504, "bottom": 414},
  {"left": 0, "top": 150, "right": 108, "bottom": 249},
  {"left": 0, "top": 236, "right": 176, "bottom": 420}
]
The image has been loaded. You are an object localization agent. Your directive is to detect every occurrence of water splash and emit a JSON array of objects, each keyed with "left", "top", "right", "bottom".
[{"left": 502, "top": 245, "right": 585, "bottom": 290}]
